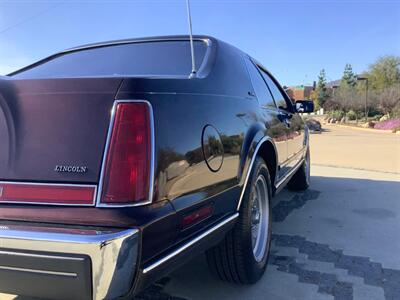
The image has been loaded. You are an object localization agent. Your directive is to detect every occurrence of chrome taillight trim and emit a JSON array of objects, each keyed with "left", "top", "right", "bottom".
[
  {"left": 96, "top": 99, "right": 155, "bottom": 208},
  {"left": 0, "top": 181, "right": 97, "bottom": 207}
]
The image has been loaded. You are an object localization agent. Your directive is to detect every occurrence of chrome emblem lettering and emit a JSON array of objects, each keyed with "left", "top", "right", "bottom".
[{"left": 54, "top": 165, "right": 88, "bottom": 173}]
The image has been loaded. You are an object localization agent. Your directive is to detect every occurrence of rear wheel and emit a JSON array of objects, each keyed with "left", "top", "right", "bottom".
[
  {"left": 287, "top": 148, "right": 310, "bottom": 191},
  {"left": 206, "top": 157, "right": 272, "bottom": 284}
]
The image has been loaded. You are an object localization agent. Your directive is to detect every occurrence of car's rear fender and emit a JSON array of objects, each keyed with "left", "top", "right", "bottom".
[{"left": 237, "top": 124, "right": 278, "bottom": 210}]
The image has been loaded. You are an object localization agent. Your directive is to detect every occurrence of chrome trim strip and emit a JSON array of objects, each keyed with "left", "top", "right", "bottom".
[
  {"left": 0, "top": 181, "right": 97, "bottom": 207},
  {"left": 96, "top": 99, "right": 155, "bottom": 208},
  {"left": 0, "top": 250, "right": 84, "bottom": 261},
  {"left": 65, "top": 37, "right": 211, "bottom": 55},
  {"left": 236, "top": 137, "right": 278, "bottom": 211},
  {"left": 0, "top": 265, "right": 77, "bottom": 278},
  {"left": 142, "top": 213, "right": 239, "bottom": 274},
  {"left": 0, "top": 226, "right": 137, "bottom": 244},
  {"left": 275, "top": 156, "right": 305, "bottom": 190},
  {"left": 0, "top": 226, "right": 139, "bottom": 300}
]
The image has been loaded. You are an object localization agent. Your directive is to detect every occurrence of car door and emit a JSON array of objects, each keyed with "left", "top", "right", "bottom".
[
  {"left": 245, "top": 58, "right": 288, "bottom": 180},
  {"left": 260, "top": 70, "right": 305, "bottom": 170}
]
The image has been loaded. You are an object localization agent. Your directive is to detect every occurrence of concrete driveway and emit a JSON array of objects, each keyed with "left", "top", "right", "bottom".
[
  {"left": 311, "top": 125, "right": 400, "bottom": 174},
  {"left": 3, "top": 126, "right": 400, "bottom": 300}
]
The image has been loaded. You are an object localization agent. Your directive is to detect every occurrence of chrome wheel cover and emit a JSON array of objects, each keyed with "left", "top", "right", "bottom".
[{"left": 251, "top": 174, "right": 270, "bottom": 262}]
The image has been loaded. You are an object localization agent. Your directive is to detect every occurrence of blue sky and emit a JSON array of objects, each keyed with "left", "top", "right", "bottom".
[{"left": 0, "top": 0, "right": 399, "bottom": 85}]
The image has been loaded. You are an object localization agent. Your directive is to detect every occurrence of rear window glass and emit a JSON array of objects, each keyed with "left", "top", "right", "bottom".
[{"left": 12, "top": 40, "right": 208, "bottom": 79}]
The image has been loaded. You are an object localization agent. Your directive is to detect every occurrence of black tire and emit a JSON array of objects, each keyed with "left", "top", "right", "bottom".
[
  {"left": 287, "top": 148, "right": 310, "bottom": 191},
  {"left": 206, "top": 156, "right": 272, "bottom": 284}
]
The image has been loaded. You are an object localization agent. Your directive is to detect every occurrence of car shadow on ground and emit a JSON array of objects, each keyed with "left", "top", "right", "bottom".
[{"left": 320, "top": 128, "right": 330, "bottom": 132}]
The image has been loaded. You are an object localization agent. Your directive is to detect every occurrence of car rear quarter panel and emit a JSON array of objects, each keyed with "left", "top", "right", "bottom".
[
  {"left": 115, "top": 92, "right": 260, "bottom": 243},
  {"left": 116, "top": 41, "right": 270, "bottom": 243}
]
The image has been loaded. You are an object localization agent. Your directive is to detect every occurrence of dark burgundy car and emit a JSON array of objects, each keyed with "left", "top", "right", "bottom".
[{"left": 0, "top": 36, "right": 313, "bottom": 300}]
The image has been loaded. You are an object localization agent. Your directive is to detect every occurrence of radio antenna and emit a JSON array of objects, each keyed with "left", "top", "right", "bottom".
[{"left": 186, "top": 0, "right": 196, "bottom": 76}]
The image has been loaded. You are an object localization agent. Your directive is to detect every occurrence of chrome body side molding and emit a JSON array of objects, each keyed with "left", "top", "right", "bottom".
[
  {"left": 236, "top": 136, "right": 308, "bottom": 211},
  {"left": 275, "top": 157, "right": 304, "bottom": 190},
  {"left": 142, "top": 213, "right": 239, "bottom": 274}
]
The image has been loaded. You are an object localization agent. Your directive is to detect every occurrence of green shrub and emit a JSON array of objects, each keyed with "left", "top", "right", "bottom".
[
  {"left": 329, "top": 110, "right": 345, "bottom": 120},
  {"left": 346, "top": 110, "right": 357, "bottom": 121}
]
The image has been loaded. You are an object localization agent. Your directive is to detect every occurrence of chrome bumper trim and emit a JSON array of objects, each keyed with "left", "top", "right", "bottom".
[
  {"left": 0, "top": 249, "right": 85, "bottom": 261},
  {"left": 0, "top": 224, "right": 139, "bottom": 300},
  {"left": 0, "top": 265, "right": 78, "bottom": 278}
]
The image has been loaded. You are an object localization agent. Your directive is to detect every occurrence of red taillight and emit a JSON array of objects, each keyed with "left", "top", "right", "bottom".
[
  {"left": 0, "top": 183, "right": 95, "bottom": 205},
  {"left": 100, "top": 102, "right": 152, "bottom": 205}
]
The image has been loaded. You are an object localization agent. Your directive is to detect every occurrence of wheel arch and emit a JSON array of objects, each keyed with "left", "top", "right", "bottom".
[
  {"left": 236, "top": 135, "right": 278, "bottom": 211},
  {"left": 257, "top": 140, "right": 278, "bottom": 192}
]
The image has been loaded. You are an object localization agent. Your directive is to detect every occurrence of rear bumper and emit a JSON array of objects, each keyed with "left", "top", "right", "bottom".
[{"left": 0, "top": 223, "right": 139, "bottom": 300}]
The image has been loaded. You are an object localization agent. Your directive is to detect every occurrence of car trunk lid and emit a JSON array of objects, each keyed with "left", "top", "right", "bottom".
[{"left": 0, "top": 77, "right": 122, "bottom": 185}]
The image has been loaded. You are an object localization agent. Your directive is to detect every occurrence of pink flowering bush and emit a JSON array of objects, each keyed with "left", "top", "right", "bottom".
[{"left": 374, "top": 118, "right": 400, "bottom": 130}]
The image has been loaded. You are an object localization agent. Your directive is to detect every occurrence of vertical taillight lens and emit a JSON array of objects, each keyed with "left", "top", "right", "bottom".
[{"left": 100, "top": 102, "right": 152, "bottom": 205}]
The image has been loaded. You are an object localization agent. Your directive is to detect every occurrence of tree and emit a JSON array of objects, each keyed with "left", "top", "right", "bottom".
[
  {"left": 336, "top": 64, "right": 359, "bottom": 113},
  {"left": 363, "top": 56, "right": 400, "bottom": 117},
  {"left": 341, "top": 63, "right": 357, "bottom": 87},
  {"left": 366, "top": 55, "right": 400, "bottom": 90},
  {"left": 322, "top": 56, "right": 400, "bottom": 117},
  {"left": 315, "top": 69, "right": 329, "bottom": 109},
  {"left": 377, "top": 85, "right": 400, "bottom": 117}
]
